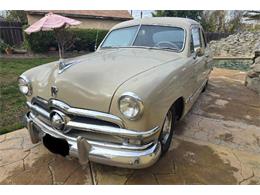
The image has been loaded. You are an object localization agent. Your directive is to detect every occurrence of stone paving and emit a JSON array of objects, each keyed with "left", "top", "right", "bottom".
[{"left": 0, "top": 68, "right": 260, "bottom": 184}]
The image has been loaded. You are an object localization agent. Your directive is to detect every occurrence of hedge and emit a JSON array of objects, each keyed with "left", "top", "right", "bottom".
[{"left": 25, "top": 28, "right": 109, "bottom": 53}]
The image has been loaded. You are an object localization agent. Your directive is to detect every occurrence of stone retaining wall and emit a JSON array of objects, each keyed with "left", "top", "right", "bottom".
[
  {"left": 245, "top": 54, "right": 260, "bottom": 94},
  {"left": 209, "top": 31, "right": 260, "bottom": 58}
]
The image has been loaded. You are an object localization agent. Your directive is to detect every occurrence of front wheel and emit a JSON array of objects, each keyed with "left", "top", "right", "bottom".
[{"left": 159, "top": 107, "right": 177, "bottom": 154}]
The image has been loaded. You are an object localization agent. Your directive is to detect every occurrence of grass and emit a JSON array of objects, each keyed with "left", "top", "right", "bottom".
[{"left": 0, "top": 57, "right": 58, "bottom": 134}]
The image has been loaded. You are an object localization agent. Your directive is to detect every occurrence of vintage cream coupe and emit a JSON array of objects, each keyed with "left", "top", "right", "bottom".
[{"left": 19, "top": 17, "right": 212, "bottom": 168}]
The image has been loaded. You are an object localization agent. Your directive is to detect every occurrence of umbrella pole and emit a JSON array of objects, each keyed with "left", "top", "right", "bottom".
[
  {"left": 54, "top": 29, "right": 63, "bottom": 61},
  {"left": 58, "top": 43, "right": 62, "bottom": 60}
]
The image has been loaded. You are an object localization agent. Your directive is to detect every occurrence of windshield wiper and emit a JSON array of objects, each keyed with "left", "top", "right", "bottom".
[
  {"left": 101, "top": 46, "right": 114, "bottom": 49},
  {"left": 158, "top": 47, "right": 178, "bottom": 51}
]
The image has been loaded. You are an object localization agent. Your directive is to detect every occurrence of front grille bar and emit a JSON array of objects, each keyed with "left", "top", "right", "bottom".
[
  {"left": 28, "top": 97, "right": 125, "bottom": 128},
  {"left": 48, "top": 99, "right": 125, "bottom": 128},
  {"left": 66, "top": 121, "right": 159, "bottom": 139},
  {"left": 27, "top": 102, "right": 49, "bottom": 119}
]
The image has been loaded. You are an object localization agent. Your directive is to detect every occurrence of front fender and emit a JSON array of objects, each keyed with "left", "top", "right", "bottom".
[
  {"left": 20, "top": 61, "right": 59, "bottom": 102},
  {"left": 109, "top": 59, "right": 190, "bottom": 132}
]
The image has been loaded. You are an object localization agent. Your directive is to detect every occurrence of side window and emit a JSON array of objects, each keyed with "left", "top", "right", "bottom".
[{"left": 191, "top": 28, "right": 202, "bottom": 49}]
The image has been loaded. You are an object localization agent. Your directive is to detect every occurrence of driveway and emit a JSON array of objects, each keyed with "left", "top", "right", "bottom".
[{"left": 0, "top": 68, "right": 260, "bottom": 184}]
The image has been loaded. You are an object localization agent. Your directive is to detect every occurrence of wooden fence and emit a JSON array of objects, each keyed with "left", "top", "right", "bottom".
[{"left": 0, "top": 21, "right": 23, "bottom": 46}]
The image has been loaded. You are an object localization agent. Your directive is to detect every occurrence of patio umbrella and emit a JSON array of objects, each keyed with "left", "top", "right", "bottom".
[{"left": 24, "top": 12, "right": 81, "bottom": 59}]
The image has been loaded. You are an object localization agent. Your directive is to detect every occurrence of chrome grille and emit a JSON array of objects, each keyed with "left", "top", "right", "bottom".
[
  {"left": 30, "top": 97, "right": 123, "bottom": 128},
  {"left": 28, "top": 97, "right": 124, "bottom": 143},
  {"left": 27, "top": 97, "right": 159, "bottom": 145}
]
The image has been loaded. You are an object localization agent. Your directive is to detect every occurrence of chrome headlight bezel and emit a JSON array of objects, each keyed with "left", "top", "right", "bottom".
[
  {"left": 18, "top": 76, "right": 32, "bottom": 96},
  {"left": 118, "top": 92, "right": 144, "bottom": 120}
]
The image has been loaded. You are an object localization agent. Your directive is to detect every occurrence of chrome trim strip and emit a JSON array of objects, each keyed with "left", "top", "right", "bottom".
[
  {"left": 32, "top": 96, "right": 48, "bottom": 105},
  {"left": 66, "top": 121, "right": 159, "bottom": 139},
  {"left": 26, "top": 102, "right": 50, "bottom": 119},
  {"left": 48, "top": 99, "right": 125, "bottom": 128},
  {"left": 186, "top": 79, "right": 208, "bottom": 104}
]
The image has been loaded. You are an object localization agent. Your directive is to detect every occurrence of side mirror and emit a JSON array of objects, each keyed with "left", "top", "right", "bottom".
[{"left": 195, "top": 47, "right": 204, "bottom": 57}]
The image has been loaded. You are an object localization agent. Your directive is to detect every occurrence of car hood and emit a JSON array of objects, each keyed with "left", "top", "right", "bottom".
[{"left": 29, "top": 48, "right": 181, "bottom": 112}]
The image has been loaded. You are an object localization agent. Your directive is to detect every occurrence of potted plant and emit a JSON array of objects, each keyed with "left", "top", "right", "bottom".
[
  {"left": 5, "top": 44, "right": 13, "bottom": 55},
  {"left": 0, "top": 40, "right": 13, "bottom": 55}
]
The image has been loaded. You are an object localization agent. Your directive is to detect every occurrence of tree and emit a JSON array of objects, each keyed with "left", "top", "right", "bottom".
[
  {"left": 153, "top": 10, "right": 203, "bottom": 22},
  {"left": 228, "top": 11, "right": 244, "bottom": 33},
  {"left": 153, "top": 10, "right": 218, "bottom": 31},
  {"left": 153, "top": 10, "right": 244, "bottom": 33},
  {"left": 201, "top": 10, "right": 228, "bottom": 32},
  {"left": 5, "top": 10, "right": 28, "bottom": 25},
  {"left": 53, "top": 28, "right": 76, "bottom": 59}
]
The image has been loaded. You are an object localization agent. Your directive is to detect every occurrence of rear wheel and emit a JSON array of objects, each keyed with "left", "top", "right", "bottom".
[{"left": 159, "top": 107, "right": 177, "bottom": 154}]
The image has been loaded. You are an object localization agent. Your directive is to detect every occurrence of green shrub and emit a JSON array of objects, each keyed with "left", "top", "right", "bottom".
[
  {"left": 25, "top": 28, "right": 108, "bottom": 53},
  {"left": 24, "top": 31, "right": 57, "bottom": 53}
]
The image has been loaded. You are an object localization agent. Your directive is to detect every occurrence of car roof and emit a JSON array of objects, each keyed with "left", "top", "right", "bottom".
[{"left": 111, "top": 17, "right": 200, "bottom": 30}]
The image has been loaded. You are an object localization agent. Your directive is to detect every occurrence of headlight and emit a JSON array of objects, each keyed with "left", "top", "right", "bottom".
[
  {"left": 118, "top": 92, "right": 144, "bottom": 120},
  {"left": 18, "top": 76, "right": 32, "bottom": 96}
]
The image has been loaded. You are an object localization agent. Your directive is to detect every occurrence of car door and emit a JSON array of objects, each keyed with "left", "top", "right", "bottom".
[{"left": 191, "top": 26, "right": 207, "bottom": 94}]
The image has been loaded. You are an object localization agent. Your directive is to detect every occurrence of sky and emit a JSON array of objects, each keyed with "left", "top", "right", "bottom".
[
  {"left": 1, "top": 10, "right": 259, "bottom": 24},
  {"left": 130, "top": 10, "right": 153, "bottom": 18},
  {"left": 0, "top": 10, "right": 154, "bottom": 18},
  {"left": 0, "top": 10, "right": 7, "bottom": 17}
]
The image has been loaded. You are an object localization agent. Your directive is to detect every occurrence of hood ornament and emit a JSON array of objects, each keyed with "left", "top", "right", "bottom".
[
  {"left": 51, "top": 86, "right": 58, "bottom": 97},
  {"left": 58, "top": 58, "right": 71, "bottom": 74},
  {"left": 58, "top": 58, "right": 83, "bottom": 74}
]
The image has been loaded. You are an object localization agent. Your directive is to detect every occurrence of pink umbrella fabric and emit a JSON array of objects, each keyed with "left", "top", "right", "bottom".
[{"left": 25, "top": 12, "right": 81, "bottom": 34}]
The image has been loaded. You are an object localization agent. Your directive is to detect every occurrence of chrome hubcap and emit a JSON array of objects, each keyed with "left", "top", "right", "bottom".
[{"left": 161, "top": 111, "right": 173, "bottom": 145}]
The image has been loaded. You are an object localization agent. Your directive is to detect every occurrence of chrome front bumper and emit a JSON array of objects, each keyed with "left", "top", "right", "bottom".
[{"left": 24, "top": 112, "right": 161, "bottom": 169}]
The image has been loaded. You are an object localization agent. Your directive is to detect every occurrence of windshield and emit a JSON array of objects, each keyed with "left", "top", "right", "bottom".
[{"left": 101, "top": 25, "right": 185, "bottom": 52}]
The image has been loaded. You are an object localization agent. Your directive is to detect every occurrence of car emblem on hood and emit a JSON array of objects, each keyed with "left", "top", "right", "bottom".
[{"left": 51, "top": 86, "right": 58, "bottom": 97}]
